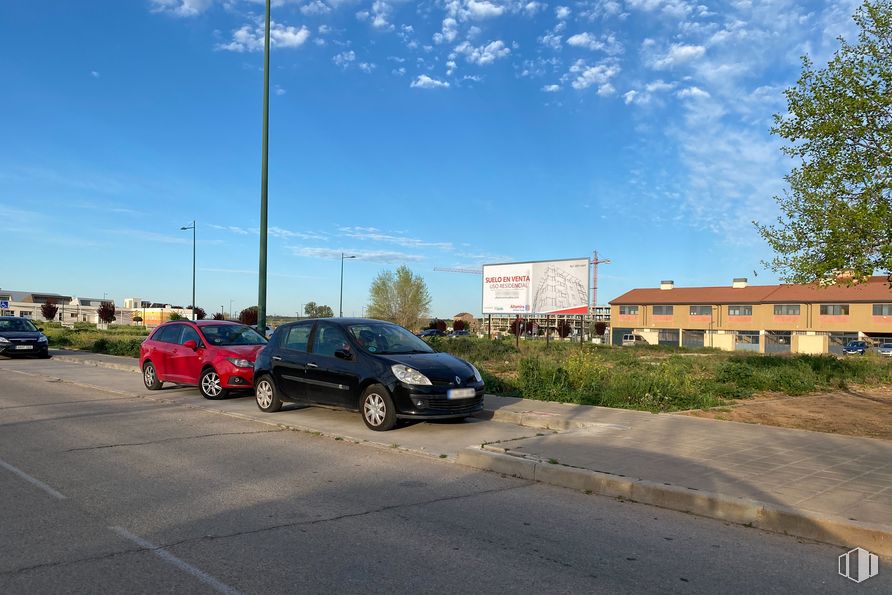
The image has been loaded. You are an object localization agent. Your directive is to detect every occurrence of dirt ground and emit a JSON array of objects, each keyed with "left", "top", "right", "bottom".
[{"left": 683, "top": 386, "right": 892, "bottom": 440}]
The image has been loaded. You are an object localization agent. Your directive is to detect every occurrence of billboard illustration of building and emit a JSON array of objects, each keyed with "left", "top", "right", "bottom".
[{"left": 482, "top": 258, "right": 590, "bottom": 315}]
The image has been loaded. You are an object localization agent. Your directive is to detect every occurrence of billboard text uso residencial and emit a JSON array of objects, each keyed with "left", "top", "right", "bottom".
[{"left": 482, "top": 258, "right": 589, "bottom": 315}]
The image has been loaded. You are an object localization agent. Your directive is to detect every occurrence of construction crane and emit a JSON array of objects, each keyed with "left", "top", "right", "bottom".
[
  {"left": 433, "top": 267, "right": 482, "bottom": 274},
  {"left": 591, "top": 251, "right": 611, "bottom": 313}
]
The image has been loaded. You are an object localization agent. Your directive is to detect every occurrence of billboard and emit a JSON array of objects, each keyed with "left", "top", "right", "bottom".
[{"left": 482, "top": 258, "right": 590, "bottom": 315}]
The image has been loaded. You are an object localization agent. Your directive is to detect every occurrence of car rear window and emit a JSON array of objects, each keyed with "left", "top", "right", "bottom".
[
  {"left": 153, "top": 325, "right": 182, "bottom": 344},
  {"left": 283, "top": 324, "right": 312, "bottom": 352}
]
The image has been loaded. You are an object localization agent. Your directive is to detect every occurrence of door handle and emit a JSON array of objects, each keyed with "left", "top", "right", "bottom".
[
  {"left": 272, "top": 356, "right": 282, "bottom": 361},
  {"left": 307, "top": 362, "right": 318, "bottom": 368}
]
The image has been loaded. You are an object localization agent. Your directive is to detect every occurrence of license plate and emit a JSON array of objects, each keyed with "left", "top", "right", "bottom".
[
  {"left": 15, "top": 345, "right": 34, "bottom": 350},
  {"left": 447, "top": 387, "right": 475, "bottom": 400}
]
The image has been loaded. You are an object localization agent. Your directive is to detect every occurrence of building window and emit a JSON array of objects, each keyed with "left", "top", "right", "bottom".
[
  {"left": 773, "top": 304, "right": 800, "bottom": 316},
  {"left": 652, "top": 305, "right": 674, "bottom": 316},
  {"left": 689, "top": 306, "right": 711, "bottom": 316},
  {"left": 728, "top": 305, "right": 753, "bottom": 316},
  {"left": 873, "top": 304, "right": 892, "bottom": 316},
  {"left": 820, "top": 304, "right": 849, "bottom": 316},
  {"left": 619, "top": 306, "right": 639, "bottom": 315}
]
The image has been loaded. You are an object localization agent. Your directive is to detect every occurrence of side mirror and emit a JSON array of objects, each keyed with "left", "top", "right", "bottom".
[
  {"left": 183, "top": 339, "right": 198, "bottom": 351},
  {"left": 38, "top": 327, "right": 44, "bottom": 332},
  {"left": 334, "top": 348, "right": 353, "bottom": 360}
]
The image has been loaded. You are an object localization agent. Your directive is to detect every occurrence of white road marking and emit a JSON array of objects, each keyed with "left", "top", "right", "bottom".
[
  {"left": 110, "top": 526, "right": 243, "bottom": 595},
  {"left": 0, "top": 457, "right": 67, "bottom": 500}
]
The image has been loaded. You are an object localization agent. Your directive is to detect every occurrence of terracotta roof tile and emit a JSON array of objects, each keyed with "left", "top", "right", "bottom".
[{"left": 610, "top": 276, "right": 892, "bottom": 305}]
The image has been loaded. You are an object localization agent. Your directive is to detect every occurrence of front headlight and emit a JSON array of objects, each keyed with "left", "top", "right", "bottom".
[
  {"left": 391, "top": 364, "right": 432, "bottom": 386},
  {"left": 38, "top": 336, "right": 48, "bottom": 343},
  {"left": 0, "top": 337, "right": 9, "bottom": 343},
  {"left": 470, "top": 364, "right": 483, "bottom": 383},
  {"left": 227, "top": 357, "right": 253, "bottom": 368}
]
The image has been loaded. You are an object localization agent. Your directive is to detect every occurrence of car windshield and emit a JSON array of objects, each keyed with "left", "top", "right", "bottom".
[
  {"left": 348, "top": 322, "right": 434, "bottom": 355},
  {"left": 0, "top": 318, "right": 38, "bottom": 332},
  {"left": 200, "top": 324, "right": 267, "bottom": 346}
]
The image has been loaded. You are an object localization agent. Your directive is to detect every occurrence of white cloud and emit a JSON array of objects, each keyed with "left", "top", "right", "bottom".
[
  {"left": 339, "top": 226, "right": 453, "bottom": 250},
  {"left": 566, "top": 32, "right": 623, "bottom": 54},
  {"left": 466, "top": 0, "right": 505, "bottom": 20},
  {"left": 567, "top": 59, "right": 619, "bottom": 91},
  {"left": 649, "top": 43, "right": 705, "bottom": 69},
  {"left": 433, "top": 17, "right": 459, "bottom": 44},
  {"left": 291, "top": 246, "right": 425, "bottom": 263},
  {"left": 542, "top": 84, "right": 561, "bottom": 92},
  {"left": 333, "top": 50, "right": 356, "bottom": 67},
  {"left": 274, "top": 85, "right": 286, "bottom": 95},
  {"left": 645, "top": 79, "right": 674, "bottom": 92},
  {"left": 454, "top": 40, "right": 510, "bottom": 65},
  {"left": 623, "top": 90, "right": 638, "bottom": 104},
  {"left": 149, "top": 0, "right": 213, "bottom": 17},
  {"left": 218, "top": 21, "right": 310, "bottom": 52},
  {"left": 677, "top": 86, "right": 710, "bottom": 99},
  {"left": 555, "top": 5, "right": 571, "bottom": 19},
  {"left": 539, "top": 32, "right": 562, "bottom": 50},
  {"left": 90, "top": 70, "right": 100, "bottom": 78},
  {"left": 301, "top": 1, "right": 331, "bottom": 15},
  {"left": 523, "top": 2, "right": 545, "bottom": 16},
  {"left": 357, "top": 0, "right": 394, "bottom": 30},
  {"left": 358, "top": 62, "right": 376, "bottom": 73},
  {"left": 410, "top": 74, "right": 450, "bottom": 89}
]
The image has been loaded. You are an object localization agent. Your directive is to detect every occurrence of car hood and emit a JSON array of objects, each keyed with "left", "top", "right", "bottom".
[
  {"left": 0, "top": 331, "right": 44, "bottom": 340},
  {"left": 214, "top": 344, "right": 265, "bottom": 359},
  {"left": 380, "top": 352, "right": 476, "bottom": 383}
]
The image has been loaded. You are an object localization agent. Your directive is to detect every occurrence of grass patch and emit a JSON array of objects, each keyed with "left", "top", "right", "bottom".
[
  {"left": 430, "top": 338, "right": 892, "bottom": 413},
  {"left": 40, "top": 322, "right": 148, "bottom": 358}
]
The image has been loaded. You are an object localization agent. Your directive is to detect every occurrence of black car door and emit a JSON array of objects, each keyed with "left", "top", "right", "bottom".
[
  {"left": 272, "top": 322, "right": 314, "bottom": 401},
  {"left": 305, "top": 322, "right": 360, "bottom": 408}
]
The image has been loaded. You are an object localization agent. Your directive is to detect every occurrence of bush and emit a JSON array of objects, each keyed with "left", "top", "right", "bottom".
[{"left": 239, "top": 306, "right": 258, "bottom": 326}]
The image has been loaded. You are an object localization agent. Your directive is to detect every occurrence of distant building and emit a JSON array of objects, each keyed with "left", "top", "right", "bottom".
[{"left": 609, "top": 276, "right": 892, "bottom": 354}]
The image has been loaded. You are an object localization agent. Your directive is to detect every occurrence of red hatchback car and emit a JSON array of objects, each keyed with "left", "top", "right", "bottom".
[{"left": 139, "top": 320, "right": 267, "bottom": 399}]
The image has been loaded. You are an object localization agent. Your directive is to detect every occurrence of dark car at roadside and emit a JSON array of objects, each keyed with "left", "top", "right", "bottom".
[
  {"left": 253, "top": 318, "right": 485, "bottom": 431},
  {"left": 139, "top": 320, "right": 267, "bottom": 399},
  {"left": 842, "top": 340, "right": 868, "bottom": 355},
  {"left": 416, "top": 328, "right": 446, "bottom": 338},
  {"left": 0, "top": 317, "right": 50, "bottom": 358}
]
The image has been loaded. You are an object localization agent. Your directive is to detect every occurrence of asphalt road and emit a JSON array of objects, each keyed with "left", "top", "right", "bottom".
[{"left": 1, "top": 360, "right": 888, "bottom": 594}]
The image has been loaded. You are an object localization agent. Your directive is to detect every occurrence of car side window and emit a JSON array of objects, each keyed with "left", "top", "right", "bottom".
[
  {"left": 155, "top": 325, "right": 182, "bottom": 344},
  {"left": 180, "top": 326, "right": 200, "bottom": 346},
  {"left": 283, "top": 323, "right": 312, "bottom": 352},
  {"left": 312, "top": 324, "right": 350, "bottom": 358}
]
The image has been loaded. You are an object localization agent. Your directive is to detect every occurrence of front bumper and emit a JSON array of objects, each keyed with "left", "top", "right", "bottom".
[
  {"left": 218, "top": 361, "right": 255, "bottom": 389},
  {"left": 392, "top": 381, "right": 485, "bottom": 419},
  {"left": 0, "top": 341, "right": 48, "bottom": 356}
]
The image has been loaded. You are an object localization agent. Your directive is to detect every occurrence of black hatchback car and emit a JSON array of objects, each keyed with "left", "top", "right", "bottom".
[
  {"left": 0, "top": 317, "right": 50, "bottom": 358},
  {"left": 253, "top": 318, "right": 485, "bottom": 431}
]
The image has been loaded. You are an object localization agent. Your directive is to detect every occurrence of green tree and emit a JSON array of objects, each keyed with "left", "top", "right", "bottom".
[
  {"left": 212, "top": 312, "right": 225, "bottom": 320},
  {"left": 366, "top": 265, "right": 431, "bottom": 330},
  {"left": 304, "top": 302, "right": 334, "bottom": 318},
  {"left": 757, "top": 0, "right": 891, "bottom": 284},
  {"left": 168, "top": 311, "right": 183, "bottom": 321}
]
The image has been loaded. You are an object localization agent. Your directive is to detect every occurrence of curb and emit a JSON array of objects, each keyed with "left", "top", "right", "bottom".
[
  {"left": 51, "top": 354, "right": 140, "bottom": 374},
  {"left": 456, "top": 446, "right": 892, "bottom": 558}
]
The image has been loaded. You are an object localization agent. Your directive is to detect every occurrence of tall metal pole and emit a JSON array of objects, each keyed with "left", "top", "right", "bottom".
[
  {"left": 339, "top": 253, "right": 345, "bottom": 318},
  {"left": 180, "top": 220, "right": 196, "bottom": 320},
  {"left": 257, "top": 0, "right": 271, "bottom": 333},
  {"left": 191, "top": 221, "right": 196, "bottom": 320}
]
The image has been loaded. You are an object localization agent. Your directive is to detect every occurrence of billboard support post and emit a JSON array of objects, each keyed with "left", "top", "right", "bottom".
[{"left": 545, "top": 314, "right": 550, "bottom": 347}]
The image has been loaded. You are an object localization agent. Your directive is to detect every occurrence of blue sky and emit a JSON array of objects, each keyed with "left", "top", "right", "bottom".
[{"left": 0, "top": 0, "right": 861, "bottom": 317}]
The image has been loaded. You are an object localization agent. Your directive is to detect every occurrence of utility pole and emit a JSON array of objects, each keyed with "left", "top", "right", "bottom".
[
  {"left": 181, "top": 221, "right": 196, "bottom": 320},
  {"left": 257, "top": 0, "right": 271, "bottom": 334}
]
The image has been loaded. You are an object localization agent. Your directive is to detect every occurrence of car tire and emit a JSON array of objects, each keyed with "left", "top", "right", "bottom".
[
  {"left": 143, "top": 361, "right": 163, "bottom": 390},
  {"left": 360, "top": 384, "right": 397, "bottom": 431},
  {"left": 255, "top": 375, "right": 282, "bottom": 413},
  {"left": 199, "top": 368, "right": 227, "bottom": 400}
]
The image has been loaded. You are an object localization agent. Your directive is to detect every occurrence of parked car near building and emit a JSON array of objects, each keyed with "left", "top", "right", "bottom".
[
  {"left": 253, "top": 318, "right": 485, "bottom": 431},
  {"left": 876, "top": 343, "right": 892, "bottom": 357},
  {"left": 622, "top": 333, "right": 647, "bottom": 346},
  {"left": 139, "top": 320, "right": 267, "bottom": 399},
  {"left": 0, "top": 316, "right": 49, "bottom": 358},
  {"left": 842, "top": 340, "right": 868, "bottom": 355}
]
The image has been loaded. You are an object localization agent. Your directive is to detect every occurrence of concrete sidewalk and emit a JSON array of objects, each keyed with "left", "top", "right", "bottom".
[{"left": 45, "top": 349, "right": 892, "bottom": 556}]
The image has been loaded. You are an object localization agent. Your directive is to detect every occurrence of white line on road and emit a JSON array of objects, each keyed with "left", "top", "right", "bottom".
[
  {"left": 0, "top": 457, "right": 67, "bottom": 500},
  {"left": 110, "top": 526, "right": 243, "bottom": 595}
]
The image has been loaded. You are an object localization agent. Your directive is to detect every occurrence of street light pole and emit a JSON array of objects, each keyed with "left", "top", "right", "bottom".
[
  {"left": 229, "top": 299, "right": 235, "bottom": 320},
  {"left": 180, "top": 220, "right": 196, "bottom": 320},
  {"left": 257, "top": 0, "right": 271, "bottom": 334},
  {"left": 339, "top": 253, "right": 356, "bottom": 317}
]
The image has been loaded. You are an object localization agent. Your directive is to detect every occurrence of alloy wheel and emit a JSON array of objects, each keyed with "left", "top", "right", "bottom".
[
  {"left": 201, "top": 372, "right": 222, "bottom": 397},
  {"left": 364, "top": 393, "right": 386, "bottom": 427},
  {"left": 256, "top": 379, "right": 273, "bottom": 409}
]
